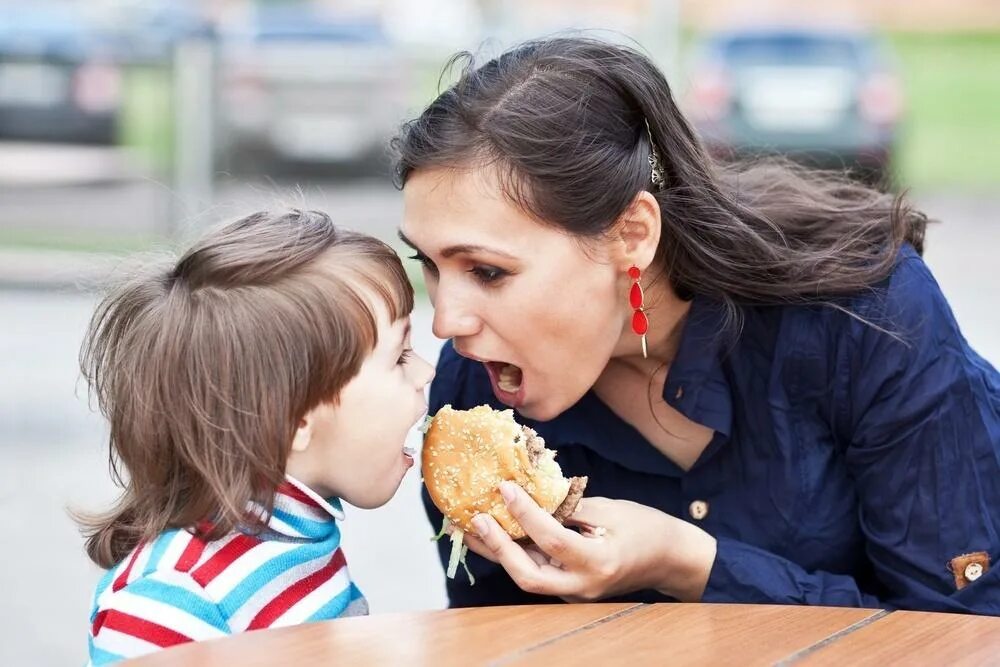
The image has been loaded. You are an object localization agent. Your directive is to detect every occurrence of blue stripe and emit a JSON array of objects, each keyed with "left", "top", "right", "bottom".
[
  {"left": 89, "top": 646, "right": 126, "bottom": 666},
  {"left": 304, "top": 584, "right": 354, "bottom": 622},
  {"left": 218, "top": 539, "right": 339, "bottom": 612},
  {"left": 126, "top": 577, "right": 231, "bottom": 633},
  {"left": 142, "top": 529, "right": 180, "bottom": 576},
  {"left": 270, "top": 506, "right": 337, "bottom": 539}
]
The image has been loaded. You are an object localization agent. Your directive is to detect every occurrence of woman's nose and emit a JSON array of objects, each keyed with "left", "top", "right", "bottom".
[
  {"left": 430, "top": 284, "right": 480, "bottom": 340},
  {"left": 414, "top": 355, "right": 435, "bottom": 389}
]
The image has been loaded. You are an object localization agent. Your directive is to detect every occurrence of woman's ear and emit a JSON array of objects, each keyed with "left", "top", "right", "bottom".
[
  {"left": 291, "top": 413, "right": 314, "bottom": 453},
  {"left": 613, "top": 190, "right": 662, "bottom": 271}
]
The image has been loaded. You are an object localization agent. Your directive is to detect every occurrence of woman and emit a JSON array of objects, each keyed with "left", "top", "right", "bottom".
[{"left": 392, "top": 37, "right": 1000, "bottom": 613}]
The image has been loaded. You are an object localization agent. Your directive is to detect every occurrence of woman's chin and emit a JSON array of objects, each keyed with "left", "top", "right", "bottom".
[{"left": 515, "top": 397, "right": 565, "bottom": 423}]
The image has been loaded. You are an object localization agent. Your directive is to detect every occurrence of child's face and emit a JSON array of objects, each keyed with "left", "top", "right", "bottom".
[{"left": 288, "top": 303, "right": 434, "bottom": 508}]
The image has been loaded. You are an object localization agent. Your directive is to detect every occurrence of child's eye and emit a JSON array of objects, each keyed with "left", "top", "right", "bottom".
[
  {"left": 469, "top": 265, "right": 508, "bottom": 285},
  {"left": 397, "top": 349, "right": 413, "bottom": 365},
  {"left": 408, "top": 253, "right": 438, "bottom": 275}
]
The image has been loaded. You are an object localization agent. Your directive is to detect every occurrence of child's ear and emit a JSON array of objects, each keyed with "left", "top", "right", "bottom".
[{"left": 291, "top": 414, "right": 314, "bottom": 453}]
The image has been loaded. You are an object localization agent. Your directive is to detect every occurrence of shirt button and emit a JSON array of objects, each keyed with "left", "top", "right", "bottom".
[
  {"left": 689, "top": 500, "right": 709, "bottom": 520},
  {"left": 965, "top": 562, "right": 984, "bottom": 582}
]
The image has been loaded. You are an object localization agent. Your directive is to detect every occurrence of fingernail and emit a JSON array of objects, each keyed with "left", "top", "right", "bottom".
[
  {"left": 499, "top": 481, "right": 517, "bottom": 505},
  {"left": 472, "top": 515, "right": 490, "bottom": 537}
]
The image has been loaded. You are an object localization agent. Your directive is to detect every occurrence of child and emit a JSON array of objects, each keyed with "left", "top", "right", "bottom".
[{"left": 78, "top": 209, "right": 434, "bottom": 665}]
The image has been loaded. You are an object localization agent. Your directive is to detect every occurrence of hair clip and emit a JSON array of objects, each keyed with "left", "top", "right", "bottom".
[{"left": 645, "top": 118, "right": 665, "bottom": 191}]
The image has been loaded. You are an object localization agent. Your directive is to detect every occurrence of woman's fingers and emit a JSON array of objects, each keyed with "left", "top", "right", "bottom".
[
  {"left": 525, "top": 545, "right": 551, "bottom": 567},
  {"left": 562, "top": 496, "right": 615, "bottom": 530},
  {"left": 461, "top": 531, "right": 498, "bottom": 564},
  {"left": 470, "top": 512, "right": 578, "bottom": 596},
  {"left": 465, "top": 528, "right": 559, "bottom": 568},
  {"left": 497, "top": 482, "right": 590, "bottom": 566}
]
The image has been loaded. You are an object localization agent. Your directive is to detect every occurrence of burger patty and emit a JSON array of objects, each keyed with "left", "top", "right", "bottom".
[
  {"left": 552, "top": 475, "right": 588, "bottom": 523},
  {"left": 521, "top": 426, "right": 587, "bottom": 523},
  {"left": 522, "top": 427, "right": 545, "bottom": 466}
]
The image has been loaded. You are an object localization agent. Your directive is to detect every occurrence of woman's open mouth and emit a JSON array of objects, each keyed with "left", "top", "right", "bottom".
[{"left": 484, "top": 361, "right": 526, "bottom": 408}]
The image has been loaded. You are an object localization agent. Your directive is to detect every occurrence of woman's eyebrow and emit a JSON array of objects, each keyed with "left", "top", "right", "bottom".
[
  {"left": 397, "top": 230, "right": 422, "bottom": 252},
  {"left": 397, "top": 229, "right": 516, "bottom": 260}
]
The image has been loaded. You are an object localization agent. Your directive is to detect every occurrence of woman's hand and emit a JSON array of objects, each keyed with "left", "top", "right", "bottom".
[{"left": 463, "top": 481, "right": 718, "bottom": 603}]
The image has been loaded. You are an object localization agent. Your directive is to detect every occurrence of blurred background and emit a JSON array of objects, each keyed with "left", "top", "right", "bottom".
[{"left": 2, "top": 0, "right": 998, "bottom": 663}]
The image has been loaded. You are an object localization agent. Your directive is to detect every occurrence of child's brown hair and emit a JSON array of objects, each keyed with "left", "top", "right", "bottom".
[{"left": 78, "top": 209, "right": 413, "bottom": 568}]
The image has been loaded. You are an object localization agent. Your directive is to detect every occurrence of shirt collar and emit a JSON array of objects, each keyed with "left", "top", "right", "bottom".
[
  {"left": 247, "top": 475, "right": 345, "bottom": 541},
  {"left": 661, "top": 296, "right": 734, "bottom": 439}
]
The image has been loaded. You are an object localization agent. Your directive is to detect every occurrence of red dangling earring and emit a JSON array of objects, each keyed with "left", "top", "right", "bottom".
[{"left": 628, "top": 265, "right": 648, "bottom": 358}]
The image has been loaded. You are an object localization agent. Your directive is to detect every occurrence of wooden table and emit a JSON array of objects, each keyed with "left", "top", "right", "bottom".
[{"left": 126, "top": 603, "right": 1000, "bottom": 666}]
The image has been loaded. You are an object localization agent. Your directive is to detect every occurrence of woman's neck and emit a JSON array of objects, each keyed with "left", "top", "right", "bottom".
[{"left": 611, "top": 269, "right": 692, "bottom": 368}]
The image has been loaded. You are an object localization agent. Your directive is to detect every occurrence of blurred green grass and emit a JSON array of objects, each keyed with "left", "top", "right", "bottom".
[
  {"left": 890, "top": 32, "right": 1000, "bottom": 190},
  {"left": 0, "top": 228, "right": 166, "bottom": 254}
]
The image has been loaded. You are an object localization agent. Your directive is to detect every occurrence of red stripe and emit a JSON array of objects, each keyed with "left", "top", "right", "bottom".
[
  {"left": 112, "top": 542, "right": 145, "bottom": 592},
  {"left": 247, "top": 549, "right": 347, "bottom": 630},
  {"left": 276, "top": 481, "right": 322, "bottom": 509},
  {"left": 92, "top": 609, "right": 108, "bottom": 637},
  {"left": 99, "top": 609, "right": 194, "bottom": 648},
  {"left": 175, "top": 531, "right": 208, "bottom": 573},
  {"left": 191, "top": 534, "right": 259, "bottom": 586}
]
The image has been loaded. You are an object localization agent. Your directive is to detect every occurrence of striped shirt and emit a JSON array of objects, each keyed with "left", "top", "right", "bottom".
[{"left": 87, "top": 476, "right": 367, "bottom": 666}]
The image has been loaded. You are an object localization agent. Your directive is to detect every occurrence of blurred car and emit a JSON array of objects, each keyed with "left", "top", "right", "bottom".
[
  {"left": 216, "top": 5, "right": 410, "bottom": 170},
  {"left": 682, "top": 27, "right": 904, "bottom": 183},
  {"left": 0, "top": 5, "right": 126, "bottom": 144}
]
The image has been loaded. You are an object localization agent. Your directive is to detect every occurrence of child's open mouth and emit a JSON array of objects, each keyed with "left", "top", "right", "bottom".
[{"left": 484, "top": 361, "right": 526, "bottom": 408}]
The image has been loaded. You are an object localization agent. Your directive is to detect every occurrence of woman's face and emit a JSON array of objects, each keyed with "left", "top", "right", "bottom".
[{"left": 401, "top": 167, "right": 627, "bottom": 421}]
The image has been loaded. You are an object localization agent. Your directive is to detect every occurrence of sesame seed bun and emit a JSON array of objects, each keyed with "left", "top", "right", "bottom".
[{"left": 422, "top": 404, "right": 588, "bottom": 540}]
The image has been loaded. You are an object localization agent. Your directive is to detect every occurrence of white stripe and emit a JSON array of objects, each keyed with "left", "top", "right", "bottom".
[
  {"left": 271, "top": 565, "right": 352, "bottom": 627},
  {"left": 248, "top": 499, "right": 311, "bottom": 538},
  {"left": 108, "top": 588, "right": 229, "bottom": 641},
  {"left": 161, "top": 530, "right": 194, "bottom": 571},
  {"left": 203, "top": 540, "right": 297, "bottom": 599},
  {"left": 274, "top": 494, "right": 331, "bottom": 524},
  {"left": 227, "top": 551, "right": 331, "bottom": 631},
  {"left": 284, "top": 474, "right": 346, "bottom": 521},
  {"left": 96, "top": 555, "right": 133, "bottom": 609},
  {"left": 266, "top": 513, "right": 308, "bottom": 539},
  {"left": 91, "top": 626, "right": 162, "bottom": 661},
  {"left": 128, "top": 543, "right": 154, "bottom": 586}
]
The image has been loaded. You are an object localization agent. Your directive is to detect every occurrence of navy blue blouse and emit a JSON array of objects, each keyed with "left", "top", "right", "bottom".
[{"left": 422, "top": 245, "right": 1000, "bottom": 614}]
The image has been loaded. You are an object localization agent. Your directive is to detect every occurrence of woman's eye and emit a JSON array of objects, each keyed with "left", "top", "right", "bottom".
[
  {"left": 469, "top": 266, "right": 508, "bottom": 285},
  {"left": 397, "top": 349, "right": 413, "bottom": 365}
]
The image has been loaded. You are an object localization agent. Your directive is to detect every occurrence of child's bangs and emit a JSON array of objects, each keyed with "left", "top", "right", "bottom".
[
  {"left": 305, "top": 238, "right": 416, "bottom": 383},
  {"left": 349, "top": 246, "right": 415, "bottom": 326}
]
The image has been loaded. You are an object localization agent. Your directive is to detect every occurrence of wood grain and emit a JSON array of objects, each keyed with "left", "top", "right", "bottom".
[
  {"left": 123, "top": 603, "right": 1000, "bottom": 667},
  {"left": 125, "top": 603, "right": 639, "bottom": 667},
  {"left": 503, "top": 604, "right": 882, "bottom": 667},
  {"left": 797, "top": 610, "right": 1000, "bottom": 666}
]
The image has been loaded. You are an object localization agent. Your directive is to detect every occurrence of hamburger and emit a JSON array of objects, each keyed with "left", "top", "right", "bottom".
[{"left": 421, "top": 404, "right": 588, "bottom": 581}]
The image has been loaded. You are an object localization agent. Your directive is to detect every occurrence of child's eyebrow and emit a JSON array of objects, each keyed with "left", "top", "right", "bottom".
[{"left": 397, "top": 229, "right": 516, "bottom": 260}]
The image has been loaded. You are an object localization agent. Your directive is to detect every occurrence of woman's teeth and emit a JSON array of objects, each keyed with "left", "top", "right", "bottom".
[{"left": 497, "top": 364, "right": 523, "bottom": 393}]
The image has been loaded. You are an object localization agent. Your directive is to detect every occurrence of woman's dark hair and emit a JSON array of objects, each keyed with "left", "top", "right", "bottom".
[{"left": 391, "top": 36, "right": 928, "bottom": 328}]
